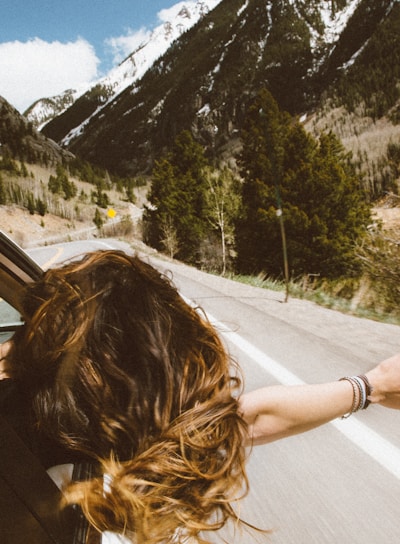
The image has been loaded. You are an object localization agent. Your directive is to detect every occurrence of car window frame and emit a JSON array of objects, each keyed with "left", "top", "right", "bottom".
[{"left": 0, "top": 231, "right": 43, "bottom": 338}]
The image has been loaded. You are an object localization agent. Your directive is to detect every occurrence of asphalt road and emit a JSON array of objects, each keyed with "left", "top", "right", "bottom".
[{"left": 28, "top": 239, "right": 400, "bottom": 543}]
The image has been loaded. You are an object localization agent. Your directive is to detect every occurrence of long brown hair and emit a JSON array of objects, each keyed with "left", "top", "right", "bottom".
[{"left": 12, "top": 250, "right": 248, "bottom": 543}]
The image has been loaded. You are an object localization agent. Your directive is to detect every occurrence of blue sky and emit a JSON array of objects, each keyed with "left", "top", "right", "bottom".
[{"left": 0, "top": 0, "right": 179, "bottom": 112}]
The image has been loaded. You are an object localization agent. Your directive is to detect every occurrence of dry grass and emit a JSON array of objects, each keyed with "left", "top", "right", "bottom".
[
  {"left": 304, "top": 103, "right": 400, "bottom": 195},
  {"left": 0, "top": 162, "right": 147, "bottom": 248}
]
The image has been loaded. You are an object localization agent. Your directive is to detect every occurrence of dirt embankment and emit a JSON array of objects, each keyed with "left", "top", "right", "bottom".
[{"left": 0, "top": 163, "right": 147, "bottom": 248}]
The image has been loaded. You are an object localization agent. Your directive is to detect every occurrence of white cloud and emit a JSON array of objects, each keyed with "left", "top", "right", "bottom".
[
  {"left": 105, "top": 28, "right": 151, "bottom": 65},
  {"left": 0, "top": 38, "right": 100, "bottom": 113}
]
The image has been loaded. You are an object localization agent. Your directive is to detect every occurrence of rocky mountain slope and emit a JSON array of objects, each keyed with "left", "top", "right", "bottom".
[
  {"left": 0, "top": 97, "right": 73, "bottom": 166},
  {"left": 36, "top": 0, "right": 399, "bottom": 188},
  {"left": 24, "top": 0, "right": 221, "bottom": 130}
]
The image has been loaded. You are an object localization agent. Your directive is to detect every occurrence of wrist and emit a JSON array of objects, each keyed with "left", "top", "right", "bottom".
[
  {"left": 338, "top": 374, "right": 373, "bottom": 417},
  {"left": 365, "top": 369, "right": 386, "bottom": 404}
]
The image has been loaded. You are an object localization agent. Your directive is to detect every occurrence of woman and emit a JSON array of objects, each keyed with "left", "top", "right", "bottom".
[
  {"left": 1, "top": 250, "right": 247, "bottom": 543},
  {"left": 1, "top": 249, "right": 400, "bottom": 543}
]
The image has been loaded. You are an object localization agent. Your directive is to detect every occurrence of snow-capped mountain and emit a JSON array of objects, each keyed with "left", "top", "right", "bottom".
[
  {"left": 25, "top": 0, "right": 222, "bottom": 129},
  {"left": 36, "top": 0, "right": 399, "bottom": 199}
]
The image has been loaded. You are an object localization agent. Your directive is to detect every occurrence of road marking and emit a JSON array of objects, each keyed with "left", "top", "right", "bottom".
[
  {"left": 28, "top": 240, "right": 127, "bottom": 274},
  {"left": 41, "top": 246, "right": 64, "bottom": 270},
  {"left": 207, "top": 311, "right": 400, "bottom": 480}
]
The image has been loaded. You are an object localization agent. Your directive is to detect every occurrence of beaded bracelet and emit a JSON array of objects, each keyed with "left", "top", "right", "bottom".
[{"left": 339, "top": 374, "right": 373, "bottom": 418}]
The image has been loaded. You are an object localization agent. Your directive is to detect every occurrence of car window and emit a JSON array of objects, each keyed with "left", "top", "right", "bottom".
[
  {"left": 0, "top": 297, "right": 23, "bottom": 342},
  {"left": 0, "top": 231, "right": 43, "bottom": 342}
]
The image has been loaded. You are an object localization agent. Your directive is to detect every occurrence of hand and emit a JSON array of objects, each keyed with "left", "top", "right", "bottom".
[
  {"left": 0, "top": 341, "right": 12, "bottom": 380},
  {"left": 366, "top": 353, "right": 400, "bottom": 409}
]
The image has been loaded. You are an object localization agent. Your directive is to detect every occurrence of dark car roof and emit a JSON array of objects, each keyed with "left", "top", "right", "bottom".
[{"left": 0, "top": 231, "right": 43, "bottom": 313}]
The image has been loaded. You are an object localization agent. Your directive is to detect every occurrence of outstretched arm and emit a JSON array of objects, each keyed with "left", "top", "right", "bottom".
[{"left": 239, "top": 353, "right": 400, "bottom": 446}]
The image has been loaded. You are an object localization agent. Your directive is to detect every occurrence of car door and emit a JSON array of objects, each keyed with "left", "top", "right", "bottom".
[
  {"left": 0, "top": 233, "right": 70, "bottom": 543},
  {"left": 0, "top": 231, "right": 43, "bottom": 341}
]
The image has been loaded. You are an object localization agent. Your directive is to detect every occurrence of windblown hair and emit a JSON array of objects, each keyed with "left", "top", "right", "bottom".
[{"left": 11, "top": 250, "right": 248, "bottom": 543}]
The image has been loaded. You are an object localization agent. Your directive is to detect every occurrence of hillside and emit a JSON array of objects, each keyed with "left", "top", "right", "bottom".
[
  {"left": 0, "top": 161, "right": 146, "bottom": 248},
  {"left": 0, "top": 97, "right": 73, "bottom": 167},
  {"left": 35, "top": 0, "right": 400, "bottom": 199},
  {"left": 0, "top": 94, "right": 150, "bottom": 250},
  {"left": 1, "top": 158, "right": 398, "bottom": 249}
]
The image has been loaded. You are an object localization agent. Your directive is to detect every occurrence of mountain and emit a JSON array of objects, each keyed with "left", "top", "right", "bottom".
[
  {"left": 24, "top": 88, "right": 85, "bottom": 131},
  {"left": 25, "top": 0, "right": 222, "bottom": 130},
  {"left": 40, "top": 0, "right": 400, "bottom": 190},
  {"left": 0, "top": 96, "right": 73, "bottom": 166}
]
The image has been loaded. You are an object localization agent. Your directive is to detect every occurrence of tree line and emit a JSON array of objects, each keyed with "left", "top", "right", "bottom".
[{"left": 144, "top": 89, "right": 372, "bottom": 281}]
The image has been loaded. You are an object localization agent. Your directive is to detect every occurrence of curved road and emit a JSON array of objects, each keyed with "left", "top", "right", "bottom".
[{"left": 28, "top": 239, "right": 400, "bottom": 544}]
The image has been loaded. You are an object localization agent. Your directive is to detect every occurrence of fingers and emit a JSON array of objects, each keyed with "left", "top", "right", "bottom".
[
  {"left": 0, "top": 341, "right": 12, "bottom": 380},
  {"left": 366, "top": 353, "right": 400, "bottom": 408}
]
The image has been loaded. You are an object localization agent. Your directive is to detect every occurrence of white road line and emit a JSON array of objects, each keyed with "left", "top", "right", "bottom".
[{"left": 207, "top": 311, "right": 400, "bottom": 480}]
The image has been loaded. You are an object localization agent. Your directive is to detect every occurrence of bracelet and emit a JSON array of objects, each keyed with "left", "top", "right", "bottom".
[
  {"left": 339, "top": 377, "right": 359, "bottom": 418},
  {"left": 357, "top": 374, "right": 373, "bottom": 408},
  {"left": 353, "top": 376, "right": 366, "bottom": 410},
  {"left": 339, "top": 375, "right": 372, "bottom": 418}
]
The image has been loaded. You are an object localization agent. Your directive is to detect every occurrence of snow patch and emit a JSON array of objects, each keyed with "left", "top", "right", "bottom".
[
  {"left": 237, "top": 0, "right": 249, "bottom": 18},
  {"left": 197, "top": 103, "right": 211, "bottom": 116}
]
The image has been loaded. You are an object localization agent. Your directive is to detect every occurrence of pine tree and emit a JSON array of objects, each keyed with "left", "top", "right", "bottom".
[
  {"left": 26, "top": 192, "right": 36, "bottom": 215},
  {"left": 48, "top": 174, "right": 62, "bottom": 195},
  {"left": 302, "top": 131, "right": 371, "bottom": 277},
  {"left": 0, "top": 174, "right": 6, "bottom": 205},
  {"left": 19, "top": 161, "right": 28, "bottom": 178},
  {"left": 236, "top": 89, "right": 371, "bottom": 279},
  {"left": 93, "top": 208, "right": 104, "bottom": 229},
  {"left": 145, "top": 130, "right": 209, "bottom": 263},
  {"left": 236, "top": 88, "right": 290, "bottom": 274},
  {"left": 35, "top": 198, "right": 47, "bottom": 216}
]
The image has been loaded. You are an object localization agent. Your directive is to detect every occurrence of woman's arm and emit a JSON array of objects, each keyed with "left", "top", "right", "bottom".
[{"left": 239, "top": 353, "right": 400, "bottom": 446}]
